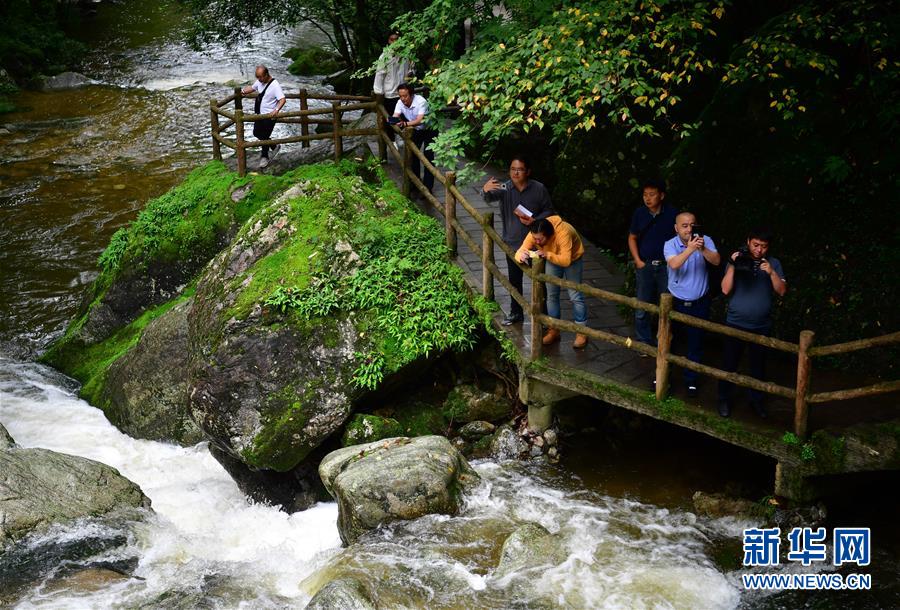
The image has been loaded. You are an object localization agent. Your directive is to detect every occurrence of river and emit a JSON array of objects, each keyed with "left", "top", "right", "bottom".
[{"left": 0, "top": 2, "right": 897, "bottom": 608}]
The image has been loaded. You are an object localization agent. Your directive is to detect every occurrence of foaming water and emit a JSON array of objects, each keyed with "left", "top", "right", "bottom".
[
  {"left": 305, "top": 459, "right": 748, "bottom": 609},
  {"left": 0, "top": 358, "right": 342, "bottom": 607}
]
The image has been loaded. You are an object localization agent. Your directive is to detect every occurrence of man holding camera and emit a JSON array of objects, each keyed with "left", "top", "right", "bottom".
[
  {"left": 628, "top": 178, "right": 677, "bottom": 346},
  {"left": 717, "top": 228, "right": 787, "bottom": 418},
  {"left": 663, "top": 212, "right": 721, "bottom": 397},
  {"left": 482, "top": 155, "right": 555, "bottom": 325}
]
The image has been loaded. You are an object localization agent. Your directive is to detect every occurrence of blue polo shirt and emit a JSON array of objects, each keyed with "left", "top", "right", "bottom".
[
  {"left": 663, "top": 235, "right": 718, "bottom": 301},
  {"left": 629, "top": 204, "right": 677, "bottom": 262}
]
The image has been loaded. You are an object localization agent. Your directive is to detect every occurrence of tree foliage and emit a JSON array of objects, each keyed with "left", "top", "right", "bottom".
[
  {"left": 395, "top": 0, "right": 897, "bottom": 183},
  {"left": 180, "top": 0, "right": 429, "bottom": 70}
]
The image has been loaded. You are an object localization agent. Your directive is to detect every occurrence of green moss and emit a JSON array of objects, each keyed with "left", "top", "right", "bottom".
[
  {"left": 283, "top": 46, "right": 343, "bottom": 76},
  {"left": 341, "top": 414, "right": 404, "bottom": 447},
  {"left": 392, "top": 401, "right": 450, "bottom": 437},
  {"left": 808, "top": 430, "right": 846, "bottom": 472},
  {"left": 49, "top": 288, "right": 195, "bottom": 408}
]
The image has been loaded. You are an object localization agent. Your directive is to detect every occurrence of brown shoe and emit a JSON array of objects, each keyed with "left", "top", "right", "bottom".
[
  {"left": 573, "top": 333, "right": 588, "bottom": 349},
  {"left": 542, "top": 328, "right": 561, "bottom": 345}
]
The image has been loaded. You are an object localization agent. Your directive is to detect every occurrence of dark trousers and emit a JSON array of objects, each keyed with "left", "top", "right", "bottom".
[
  {"left": 672, "top": 294, "right": 710, "bottom": 386},
  {"left": 719, "top": 325, "right": 769, "bottom": 404},
  {"left": 253, "top": 118, "right": 276, "bottom": 157},
  {"left": 382, "top": 97, "right": 399, "bottom": 137},
  {"left": 506, "top": 250, "right": 524, "bottom": 318},
  {"left": 411, "top": 129, "right": 436, "bottom": 192},
  {"left": 634, "top": 262, "right": 669, "bottom": 345}
]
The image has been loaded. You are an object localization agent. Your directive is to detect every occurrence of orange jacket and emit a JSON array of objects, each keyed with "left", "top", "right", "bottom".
[{"left": 516, "top": 215, "right": 585, "bottom": 267}]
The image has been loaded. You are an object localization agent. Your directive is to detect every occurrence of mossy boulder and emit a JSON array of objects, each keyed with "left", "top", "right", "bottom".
[
  {"left": 99, "top": 298, "right": 202, "bottom": 445},
  {"left": 319, "top": 436, "right": 480, "bottom": 545},
  {"left": 186, "top": 161, "right": 479, "bottom": 474},
  {"left": 495, "top": 522, "right": 568, "bottom": 578},
  {"left": 341, "top": 414, "right": 404, "bottom": 447},
  {"left": 442, "top": 383, "right": 512, "bottom": 424},
  {"left": 284, "top": 46, "right": 343, "bottom": 76}
]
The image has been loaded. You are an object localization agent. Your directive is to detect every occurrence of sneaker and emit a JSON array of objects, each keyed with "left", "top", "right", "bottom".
[
  {"left": 687, "top": 385, "right": 698, "bottom": 399},
  {"left": 501, "top": 312, "right": 524, "bottom": 326},
  {"left": 542, "top": 328, "right": 561, "bottom": 345},
  {"left": 573, "top": 333, "right": 588, "bottom": 349},
  {"left": 259, "top": 157, "right": 270, "bottom": 169},
  {"left": 270, "top": 145, "right": 281, "bottom": 159},
  {"left": 717, "top": 399, "right": 731, "bottom": 418}
]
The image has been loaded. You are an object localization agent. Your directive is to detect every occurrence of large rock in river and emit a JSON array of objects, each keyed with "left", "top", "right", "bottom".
[
  {"left": 319, "top": 436, "right": 479, "bottom": 545},
  {"left": 100, "top": 298, "right": 202, "bottom": 445},
  {"left": 0, "top": 424, "right": 151, "bottom": 549},
  {"left": 187, "top": 182, "right": 366, "bottom": 472}
]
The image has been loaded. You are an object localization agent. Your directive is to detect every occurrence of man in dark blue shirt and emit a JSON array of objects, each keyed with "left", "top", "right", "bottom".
[
  {"left": 628, "top": 179, "right": 677, "bottom": 345},
  {"left": 717, "top": 227, "right": 787, "bottom": 418}
]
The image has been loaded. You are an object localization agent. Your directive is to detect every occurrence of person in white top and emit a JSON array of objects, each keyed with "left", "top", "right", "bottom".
[
  {"left": 393, "top": 82, "right": 436, "bottom": 195},
  {"left": 373, "top": 33, "right": 412, "bottom": 132},
  {"left": 241, "top": 65, "right": 286, "bottom": 168}
]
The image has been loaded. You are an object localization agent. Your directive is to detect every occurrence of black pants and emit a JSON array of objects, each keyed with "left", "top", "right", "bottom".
[
  {"left": 506, "top": 250, "right": 524, "bottom": 318},
  {"left": 254, "top": 118, "right": 276, "bottom": 157},
  {"left": 382, "top": 97, "right": 399, "bottom": 137},
  {"left": 411, "top": 129, "right": 436, "bottom": 192},
  {"left": 719, "top": 324, "right": 769, "bottom": 403}
]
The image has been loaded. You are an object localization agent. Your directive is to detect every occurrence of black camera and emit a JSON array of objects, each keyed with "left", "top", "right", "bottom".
[
  {"left": 733, "top": 247, "right": 761, "bottom": 273},
  {"left": 691, "top": 225, "right": 703, "bottom": 240}
]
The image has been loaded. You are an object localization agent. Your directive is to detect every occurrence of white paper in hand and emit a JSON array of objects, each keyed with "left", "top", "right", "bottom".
[{"left": 514, "top": 205, "right": 534, "bottom": 218}]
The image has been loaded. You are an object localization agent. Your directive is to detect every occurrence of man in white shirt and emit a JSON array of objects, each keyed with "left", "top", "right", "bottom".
[
  {"left": 373, "top": 33, "right": 412, "bottom": 135},
  {"left": 241, "top": 65, "right": 286, "bottom": 169},
  {"left": 393, "top": 82, "right": 436, "bottom": 194}
]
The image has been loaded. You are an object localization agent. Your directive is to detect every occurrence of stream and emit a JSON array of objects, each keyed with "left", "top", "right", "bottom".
[{"left": 0, "top": 1, "right": 897, "bottom": 608}]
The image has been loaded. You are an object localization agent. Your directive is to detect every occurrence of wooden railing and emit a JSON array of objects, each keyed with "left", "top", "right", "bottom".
[
  {"left": 208, "top": 91, "right": 900, "bottom": 439},
  {"left": 209, "top": 88, "right": 383, "bottom": 176}
]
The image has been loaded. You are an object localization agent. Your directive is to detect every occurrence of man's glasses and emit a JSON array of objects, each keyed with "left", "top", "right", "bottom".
[{"left": 509, "top": 168, "right": 526, "bottom": 173}]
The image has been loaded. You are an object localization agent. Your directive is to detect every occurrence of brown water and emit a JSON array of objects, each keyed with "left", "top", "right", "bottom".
[{"left": 0, "top": 0, "right": 329, "bottom": 358}]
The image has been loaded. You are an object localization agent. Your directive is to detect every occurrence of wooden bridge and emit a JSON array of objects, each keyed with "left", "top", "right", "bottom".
[{"left": 209, "top": 89, "right": 900, "bottom": 502}]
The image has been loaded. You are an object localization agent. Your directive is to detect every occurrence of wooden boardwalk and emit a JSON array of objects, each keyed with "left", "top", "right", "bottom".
[{"left": 370, "top": 140, "right": 900, "bottom": 501}]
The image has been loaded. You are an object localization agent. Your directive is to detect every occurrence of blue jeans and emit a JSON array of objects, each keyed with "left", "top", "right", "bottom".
[
  {"left": 546, "top": 258, "right": 587, "bottom": 324},
  {"left": 673, "top": 294, "right": 710, "bottom": 386},
  {"left": 634, "top": 262, "right": 669, "bottom": 345}
]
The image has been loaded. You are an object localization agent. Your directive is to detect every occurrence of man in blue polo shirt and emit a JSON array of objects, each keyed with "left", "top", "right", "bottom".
[
  {"left": 663, "top": 212, "right": 721, "bottom": 397},
  {"left": 628, "top": 178, "right": 677, "bottom": 346},
  {"left": 717, "top": 228, "right": 787, "bottom": 418}
]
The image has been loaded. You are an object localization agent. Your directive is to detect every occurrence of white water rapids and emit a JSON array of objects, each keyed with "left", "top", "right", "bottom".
[{"left": 1, "top": 358, "right": 752, "bottom": 608}]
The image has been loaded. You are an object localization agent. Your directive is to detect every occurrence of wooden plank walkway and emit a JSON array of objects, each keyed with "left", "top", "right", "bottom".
[{"left": 374, "top": 142, "right": 652, "bottom": 386}]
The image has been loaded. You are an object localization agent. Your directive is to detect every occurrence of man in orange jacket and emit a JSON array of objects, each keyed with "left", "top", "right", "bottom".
[{"left": 516, "top": 216, "right": 589, "bottom": 349}]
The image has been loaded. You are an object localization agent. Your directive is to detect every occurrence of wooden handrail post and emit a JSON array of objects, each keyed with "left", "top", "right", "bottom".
[
  {"left": 209, "top": 99, "right": 221, "bottom": 161},
  {"left": 234, "top": 108, "right": 246, "bottom": 177},
  {"left": 794, "top": 330, "right": 815, "bottom": 438},
  {"left": 233, "top": 86, "right": 242, "bottom": 111},
  {"left": 444, "top": 171, "right": 457, "bottom": 256},
  {"left": 656, "top": 293, "right": 673, "bottom": 400},
  {"left": 332, "top": 102, "right": 343, "bottom": 161},
  {"left": 374, "top": 93, "right": 387, "bottom": 161},
  {"left": 530, "top": 258, "right": 546, "bottom": 361},
  {"left": 482, "top": 212, "right": 495, "bottom": 301},
  {"left": 401, "top": 127, "right": 413, "bottom": 198},
  {"left": 299, "top": 89, "right": 310, "bottom": 149}
]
